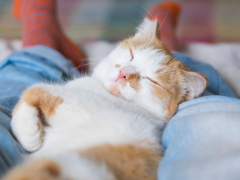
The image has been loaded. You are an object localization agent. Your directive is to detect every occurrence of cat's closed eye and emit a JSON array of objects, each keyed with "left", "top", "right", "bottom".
[{"left": 143, "top": 77, "right": 163, "bottom": 87}]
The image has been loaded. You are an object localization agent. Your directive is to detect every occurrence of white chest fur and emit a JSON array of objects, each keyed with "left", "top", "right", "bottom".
[{"left": 33, "top": 77, "right": 165, "bottom": 157}]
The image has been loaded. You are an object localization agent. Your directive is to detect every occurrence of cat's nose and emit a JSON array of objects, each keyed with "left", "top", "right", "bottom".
[
  {"left": 117, "top": 65, "right": 136, "bottom": 81},
  {"left": 117, "top": 69, "right": 128, "bottom": 80}
]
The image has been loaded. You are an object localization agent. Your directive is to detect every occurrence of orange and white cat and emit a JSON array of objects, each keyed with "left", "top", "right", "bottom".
[{"left": 4, "top": 19, "right": 207, "bottom": 180}]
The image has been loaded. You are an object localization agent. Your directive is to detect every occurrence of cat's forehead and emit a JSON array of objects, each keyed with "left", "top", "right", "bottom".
[
  {"left": 121, "top": 35, "right": 170, "bottom": 54},
  {"left": 110, "top": 37, "right": 171, "bottom": 74}
]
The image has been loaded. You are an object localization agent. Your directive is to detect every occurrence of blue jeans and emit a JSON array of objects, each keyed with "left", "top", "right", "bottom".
[{"left": 0, "top": 45, "right": 239, "bottom": 179}]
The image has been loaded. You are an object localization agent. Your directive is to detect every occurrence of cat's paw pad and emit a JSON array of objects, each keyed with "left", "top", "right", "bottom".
[{"left": 11, "top": 102, "right": 43, "bottom": 152}]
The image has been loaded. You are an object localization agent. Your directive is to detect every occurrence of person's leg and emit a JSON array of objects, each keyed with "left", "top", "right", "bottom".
[
  {"left": 147, "top": 2, "right": 181, "bottom": 51},
  {"left": 14, "top": 0, "right": 87, "bottom": 72}
]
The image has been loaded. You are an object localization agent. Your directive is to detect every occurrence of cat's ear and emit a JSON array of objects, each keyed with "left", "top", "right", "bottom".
[
  {"left": 181, "top": 71, "right": 208, "bottom": 100},
  {"left": 134, "top": 18, "right": 160, "bottom": 39}
]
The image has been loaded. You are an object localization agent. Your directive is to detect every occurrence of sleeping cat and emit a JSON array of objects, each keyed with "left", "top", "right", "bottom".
[{"left": 3, "top": 18, "right": 207, "bottom": 180}]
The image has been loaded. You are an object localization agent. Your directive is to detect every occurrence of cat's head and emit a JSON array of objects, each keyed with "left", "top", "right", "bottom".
[{"left": 92, "top": 18, "right": 208, "bottom": 120}]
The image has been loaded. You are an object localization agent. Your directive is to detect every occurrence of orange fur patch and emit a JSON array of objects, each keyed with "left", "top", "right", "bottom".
[
  {"left": 119, "top": 73, "right": 141, "bottom": 91},
  {"left": 3, "top": 159, "right": 60, "bottom": 180},
  {"left": 119, "top": 79, "right": 127, "bottom": 88},
  {"left": 152, "top": 84, "right": 177, "bottom": 120},
  {"left": 115, "top": 64, "right": 121, "bottom": 68},
  {"left": 13, "top": 88, "right": 63, "bottom": 118},
  {"left": 128, "top": 73, "right": 141, "bottom": 91},
  {"left": 121, "top": 35, "right": 171, "bottom": 57},
  {"left": 80, "top": 144, "right": 161, "bottom": 180},
  {"left": 153, "top": 56, "right": 208, "bottom": 119},
  {"left": 152, "top": 59, "right": 187, "bottom": 120},
  {"left": 166, "top": 100, "right": 178, "bottom": 120},
  {"left": 109, "top": 85, "right": 121, "bottom": 97}
]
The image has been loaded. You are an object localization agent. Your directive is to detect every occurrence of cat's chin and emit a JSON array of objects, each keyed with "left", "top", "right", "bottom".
[
  {"left": 105, "top": 81, "right": 123, "bottom": 98},
  {"left": 108, "top": 85, "right": 121, "bottom": 97}
]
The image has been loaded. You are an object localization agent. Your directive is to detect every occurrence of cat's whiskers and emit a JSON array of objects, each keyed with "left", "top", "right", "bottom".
[
  {"left": 124, "top": 15, "right": 141, "bottom": 24},
  {"left": 84, "top": 55, "right": 105, "bottom": 59},
  {"left": 77, "top": 57, "right": 102, "bottom": 63},
  {"left": 72, "top": 63, "right": 97, "bottom": 70},
  {"left": 136, "top": 4, "right": 157, "bottom": 49},
  {"left": 70, "top": 64, "right": 90, "bottom": 72},
  {"left": 77, "top": 53, "right": 106, "bottom": 62},
  {"left": 157, "top": 3, "right": 174, "bottom": 36},
  {"left": 137, "top": 4, "right": 161, "bottom": 48},
  {"left": 140, "top": 12, "right": 146, "bottom": 22},
  {"left": 137, "top": 4, "right": 153, "bottom": 19}
]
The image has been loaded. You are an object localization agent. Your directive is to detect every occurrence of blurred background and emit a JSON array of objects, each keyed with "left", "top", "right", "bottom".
[{"left": 0, "top": 0, "right": 240, "bottom": 45}]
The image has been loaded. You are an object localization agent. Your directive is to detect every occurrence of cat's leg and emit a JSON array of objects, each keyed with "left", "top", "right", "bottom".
[{"left": 11, "top": 85, "right": 63, "bottom": 152}]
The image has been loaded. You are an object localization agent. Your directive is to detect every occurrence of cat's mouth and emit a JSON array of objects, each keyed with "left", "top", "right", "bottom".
[
  {"left": 107, "top": 80, "right": 122, "bottom": 97},
  {"left": 107, "top": 77, "right": 131, "bottom": 99}
]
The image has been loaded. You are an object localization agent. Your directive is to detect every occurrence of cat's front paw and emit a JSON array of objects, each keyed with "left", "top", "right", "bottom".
[{"left": 11, "top": 102, "right": 43, "bottom": 152}]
